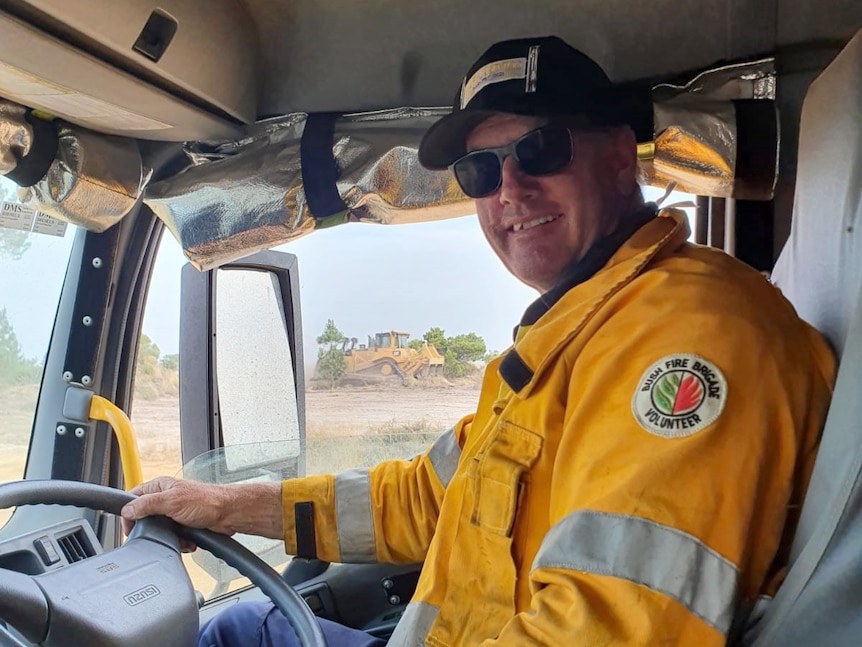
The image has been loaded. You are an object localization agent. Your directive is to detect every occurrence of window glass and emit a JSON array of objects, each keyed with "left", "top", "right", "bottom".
[
  {"left": 0, "top": 176, "right": 76, "bottom": 526},
  {"left": 129, "top": 230, "right": 224, "bottom": 593},
  {"left": 282, "top": 215, "right": 531, "bottom": 480},
  {"left": 132, "top": 231, "right": 184, "bottom": 484}
]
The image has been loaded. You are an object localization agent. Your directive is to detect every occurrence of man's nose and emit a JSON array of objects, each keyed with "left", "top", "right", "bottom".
[{"left": 498, "top": 156, "right": 538, "bottom": 204}]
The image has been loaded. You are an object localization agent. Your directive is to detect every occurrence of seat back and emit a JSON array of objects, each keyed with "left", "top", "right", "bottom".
[
  {"left": 748, "top": 29, "right": 862, "bottom": 647},
  {"left": 771, "top": 31, "right": 862, "bottom": 355}
]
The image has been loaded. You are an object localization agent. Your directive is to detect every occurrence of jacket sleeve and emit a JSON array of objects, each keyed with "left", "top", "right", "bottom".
[
  {"left": 281, "top": 415, "right": 470, "bottom": 564},
  {"left": 483, "top": 307, "right": 834, "bottom": 645}
]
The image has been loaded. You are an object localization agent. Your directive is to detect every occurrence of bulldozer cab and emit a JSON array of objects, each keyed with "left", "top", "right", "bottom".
[{"left": 373, "top": 332, "right": 410, "bottom": 350}]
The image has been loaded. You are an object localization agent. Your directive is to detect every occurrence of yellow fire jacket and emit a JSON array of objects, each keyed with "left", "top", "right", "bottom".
[{"left": 281, "top": 209, "right": 835, "bottom": 646}]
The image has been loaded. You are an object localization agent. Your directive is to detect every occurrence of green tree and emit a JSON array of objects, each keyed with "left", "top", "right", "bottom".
[
  {"left": 0, "top": 307, "right": 40, "bottom": 385},
  {"left": 0, "top": 183, "right": 31, "bottom": 261},
  {"left": 419, "top": 327, "right": 487, "bottom": 379},
  {"left": 447, "top": 333, "right": 486, "bottom": 363},
  {"left": 0, "top": 230, "right": 31, "bottom": 261},
  {"left": 137, "top": 334, "right": 161, "bottom": 376},
  {"left": 316, "top": 319, "right": 346, "bottom": 389},
  {"left": 422, "top": 327, "right": 448, "bottom": 354},
  {"left": 160, "top": 353, "right": 179, "bottom": 371},
  {"left": 317, "top": 319, "right": 345, "bottom": 347},
  {"left": 133, "top": 334, "right": 179, "bottom": 400}
]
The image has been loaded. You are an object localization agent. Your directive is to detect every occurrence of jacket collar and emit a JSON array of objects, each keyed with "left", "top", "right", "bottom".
[{"left": 498, "top": 208, "right": 691, "bottom": 395}]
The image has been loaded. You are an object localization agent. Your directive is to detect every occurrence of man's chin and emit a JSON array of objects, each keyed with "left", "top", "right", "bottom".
[{"left": 512, "top": 267, "right": 559, "bottom": 293}]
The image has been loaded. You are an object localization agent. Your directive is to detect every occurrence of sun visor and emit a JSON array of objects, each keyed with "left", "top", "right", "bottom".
[
  {"left": 638, "top": 59, "right": 777, "bottom": 200},
  {"left": 144, "top": 108, "right": 471, "bottom": 270},
  {"left": 0, "top": 99, "right": 151, "bottom": 232}
]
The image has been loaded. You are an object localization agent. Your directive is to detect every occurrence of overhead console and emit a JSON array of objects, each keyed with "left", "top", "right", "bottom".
[{"left": 0, "top": 0, "right": 258, "bottom": 141}]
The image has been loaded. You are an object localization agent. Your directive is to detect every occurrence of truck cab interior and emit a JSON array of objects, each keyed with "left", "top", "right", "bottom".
[{"left": 0, "top": 1, "right": 860, "bottom": 645}]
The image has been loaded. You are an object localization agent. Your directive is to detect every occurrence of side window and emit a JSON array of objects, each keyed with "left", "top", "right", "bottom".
[
  {"left": 132, "top": 231, "right": 185, "bottom": 483},
  {"left": 284, "top": 217, "right": 533, "bottom": 476},
  {"left": 0, "top": 178, "right": 76, "bottom": 526},
  {"left": 133, "top": 231, "right": 230, "bottom": 596}
]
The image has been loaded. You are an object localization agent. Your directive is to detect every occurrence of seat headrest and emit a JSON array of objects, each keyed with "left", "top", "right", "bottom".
[{"left": 771, "top": 29, "right": 862, "bottom": 356}]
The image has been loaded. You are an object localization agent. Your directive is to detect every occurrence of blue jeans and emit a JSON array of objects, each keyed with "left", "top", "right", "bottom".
[{"left": 198, "top": 601, "right": 387, "bottom": 647}]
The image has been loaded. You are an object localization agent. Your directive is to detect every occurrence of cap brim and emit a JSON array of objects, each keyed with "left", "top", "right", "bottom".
[{"left": 418, "top": 110, "right": 500, "bottom": 170}]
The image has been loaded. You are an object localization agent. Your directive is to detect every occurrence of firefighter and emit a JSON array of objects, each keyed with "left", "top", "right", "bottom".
[{"left": 122, "top": 36, "right": 835, "bottom": 646}]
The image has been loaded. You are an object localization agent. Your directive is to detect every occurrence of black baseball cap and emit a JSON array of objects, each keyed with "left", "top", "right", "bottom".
[{"left": 418, "top": 36, "right": 629, "bottom": 170}]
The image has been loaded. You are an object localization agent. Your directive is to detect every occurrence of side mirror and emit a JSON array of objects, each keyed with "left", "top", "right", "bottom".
[{"left": 178, "top": 250, "right": 306, "bottom": 475}]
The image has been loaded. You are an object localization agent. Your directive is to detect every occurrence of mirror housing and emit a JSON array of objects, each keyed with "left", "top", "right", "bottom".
[{"left": 178, "top": 250, "right": 305, "bottom": 471}]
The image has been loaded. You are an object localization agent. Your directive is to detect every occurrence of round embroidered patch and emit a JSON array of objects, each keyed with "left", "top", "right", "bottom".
[{"left": 631, "top": 354, "right": 727, "bottom": 438}]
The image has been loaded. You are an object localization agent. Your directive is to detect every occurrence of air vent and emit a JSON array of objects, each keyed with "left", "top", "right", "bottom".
[{"left": 57, "top": 528, "right": 95, "bottom": 563}]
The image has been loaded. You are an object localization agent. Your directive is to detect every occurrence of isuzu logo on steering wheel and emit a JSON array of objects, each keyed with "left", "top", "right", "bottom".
[{"left": 123, "top": 584, "right": 161, "bottom": 606}]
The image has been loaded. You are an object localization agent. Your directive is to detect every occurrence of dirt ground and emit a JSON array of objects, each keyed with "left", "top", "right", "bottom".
[{"left": 304, "top": 383, "right": 480, "bottom": 433}]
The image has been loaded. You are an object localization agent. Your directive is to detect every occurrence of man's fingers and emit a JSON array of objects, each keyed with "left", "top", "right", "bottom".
[
  {"left": 122, "top": 476, "right": 181, "bottom": 522},
  {"left": 121, "top": 489, "right": 171, "bottom": 521},
  {"left": 121, "top": 516, "right": 136, "bottom": 537},
  {"left": 129, "top": 476, "right": 176, "bottom": 497},
  {"left": 179, "top": 539, "right": 198, "bottom": 553}
]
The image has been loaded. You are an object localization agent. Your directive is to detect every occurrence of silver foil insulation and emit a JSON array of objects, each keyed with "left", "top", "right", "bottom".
[
  {"left": 641, "top": 59, "right": 777, "bottom": 200},
  {"left": 20, "top": 126, "right": 152, "bottom": 233},
  {"left": 145, "top": 109, "right": 470, "bottom": 270},
  {"left": 0, "top": 98, "right": 151, "bottom": 233},
  {"left": 0, "top": 99, "right": 32, "bottom": 176},
  {"left": 0, "top": 58, "right": 778, "bottom": 267}
]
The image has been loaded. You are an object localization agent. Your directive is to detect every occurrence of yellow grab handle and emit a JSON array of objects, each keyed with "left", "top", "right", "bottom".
[{"left": 88, "top": 395, "right": 143, "bottom": 490}]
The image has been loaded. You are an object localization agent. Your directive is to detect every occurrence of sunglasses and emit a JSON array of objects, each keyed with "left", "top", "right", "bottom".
[{"left": 451, "top": 126, "right": 574, "bottom": 198}]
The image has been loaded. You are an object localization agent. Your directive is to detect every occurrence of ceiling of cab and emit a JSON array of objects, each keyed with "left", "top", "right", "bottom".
[
  {"left": 252, "top": 0, "right": 773, "bottom": 115},
  {"left": 232, "top": 0, "right": 861, "bottom": 115},
  {"left": 0, "top": 0, "right": 858, "bottom": 141}
]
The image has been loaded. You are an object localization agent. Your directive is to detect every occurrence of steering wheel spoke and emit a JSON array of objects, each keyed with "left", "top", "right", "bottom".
[{"left": 0, "top": 569, "right": 48, "bottom": 644}]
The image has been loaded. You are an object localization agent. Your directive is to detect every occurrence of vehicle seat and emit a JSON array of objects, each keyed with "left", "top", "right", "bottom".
[{"left": 747, "top": 28, "right": 862, "bottom": 647}]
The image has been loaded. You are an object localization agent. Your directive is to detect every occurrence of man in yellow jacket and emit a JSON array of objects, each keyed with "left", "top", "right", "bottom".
[{"left": 122, "top": 36, "right": 835, "bottom": 646}]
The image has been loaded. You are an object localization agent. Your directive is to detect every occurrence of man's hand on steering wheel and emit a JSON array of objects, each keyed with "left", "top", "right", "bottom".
[{"left": 121, "top": 477, "right": 285, "bottom": 550}]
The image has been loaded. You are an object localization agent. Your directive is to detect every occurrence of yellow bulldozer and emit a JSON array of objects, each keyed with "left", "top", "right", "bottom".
[{"left": 341, "top": 331, "right": 444, "bottom": 385}]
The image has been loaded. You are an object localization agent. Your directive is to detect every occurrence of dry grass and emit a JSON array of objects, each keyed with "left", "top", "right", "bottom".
[
  {"left": 0, "top": 384, "right": 38, "bottom": 446},
  {"left": 309, "top": 370, "right": 484, "bottom": 392},
  {"left": 133, "top": 369, "right": 179, "bottom": 401},
  {"left": 305, "top": 418, "right": 445, "bottom": 474}
]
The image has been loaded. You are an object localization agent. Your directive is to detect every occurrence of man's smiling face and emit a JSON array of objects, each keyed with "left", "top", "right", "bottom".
[{"left": 468, "top": 113, "right": 635, "bottom": 292}]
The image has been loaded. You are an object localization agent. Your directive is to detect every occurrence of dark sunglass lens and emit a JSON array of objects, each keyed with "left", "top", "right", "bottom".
[
  {"left": 454, "top": 151, "right": 502, "bottom": 198},
  {"left": 516, "top": 128, "right": 572, "bottom": 176}
]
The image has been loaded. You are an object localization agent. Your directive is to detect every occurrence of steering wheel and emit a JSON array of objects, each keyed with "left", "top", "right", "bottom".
[{"left": 0, "top": 480, "right": 327, "bottom": 647}]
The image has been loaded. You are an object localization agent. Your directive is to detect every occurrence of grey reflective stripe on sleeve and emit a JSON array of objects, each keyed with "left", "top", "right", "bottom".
[
  {"left": 333, "top": 469, "right": 376, "bottom": 563},
  {"left": 387, "top": 601, "right": 439, "bottom": 646},
  {"left": 427, "top": 428, "right": 460, "bottom": 488},
  {"left": 532, "top": 510, "right": 739, "bottom": 634}
]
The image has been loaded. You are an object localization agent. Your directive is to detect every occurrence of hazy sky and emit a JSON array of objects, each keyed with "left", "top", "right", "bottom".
[
  {"left": 146, "top": 212, "right": 541, "bottom": 364},
  {"left": 0, "top": 174, "right": 689, "bottom": 375}
]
